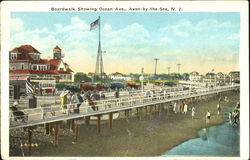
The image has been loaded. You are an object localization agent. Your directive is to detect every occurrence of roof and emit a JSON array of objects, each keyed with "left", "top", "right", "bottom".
[
  {"left": 88, "top": 72, "right": 94, "bottom": 76},
  {"left": 48, "top": 59, "right": 61, "bottom": 70},
  {"left": 10, "top": 44, "right": 41, "bottom": 54},
  {"left": 10, "top": 69, "right": 71, "bottom": 75},
  {"left": 10, "top": 53, "right": 33, "bottom": 61},
  {"left": 112, "top": 72, "right": 124, "bottom": 76},
  {"left": 53, "top": 45, "right": 61, "bottom": 50}
]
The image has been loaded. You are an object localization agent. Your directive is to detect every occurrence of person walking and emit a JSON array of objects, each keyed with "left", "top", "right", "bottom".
[
  {"left": 206, "top": 110, "right": 211, "bottom": 124},
  {"left": 114, "top": 88, "right": 120, "bottom": 98},
  {"left": 217, "top": 103, "right": 221, "bottom": 115},
  {"left": 191, "top": 106, "right": 195, "bottom": 119},
  {"left": 228, "top": 112, "right": 232, "bottom": 124},
  {"left": 183, "top": 103, "right": 188, "bottom": 114},
  {"left": 67, "top": 92, "right": 73, "bottom": 114},
  {"left": 173, "top": 102, "right": 177, "bottom": 114},
  {"left": 224, "top": 96, "right": 228, "bottom": 102},
  {"left": 60, "top": 90, "right": 67, "bottom": 114},
  {"left": 74, "top": 93, "right": 83, "bottom": 113}
]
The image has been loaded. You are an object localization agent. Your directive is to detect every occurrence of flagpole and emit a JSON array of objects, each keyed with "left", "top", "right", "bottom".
[
  {"left": 98, "top": 16, "right": 103, "bottom": 81},
  {"left": 99, "top": 16, "right": 101, "bottom": 45}
]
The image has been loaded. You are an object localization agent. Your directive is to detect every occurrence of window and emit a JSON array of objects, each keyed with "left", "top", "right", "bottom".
[
  {"left": 34, "top": 53, "right": 40, "bottom": 60},
  {"left": 67, "top": 75, "right": 72, "bottom": 80},
  {"left": 32, "top": 65, "right": 37, "bottom": 70},
  {"left": 59, "top": 67, "right": 64, "bottom": 71},
  {"left": 10, "top": 53, "right": 17, "bottom": 59},
  {"left": 21, "top": 63, "right": 24, "bottom": 70},
  {"left": 10, "top": 66, "right": 16, "bottom": 70}
]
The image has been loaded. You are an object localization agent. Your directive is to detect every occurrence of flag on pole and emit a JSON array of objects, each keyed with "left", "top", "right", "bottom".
[
  {"left": 26, "top": 77, "right": 34, "bottom": 93},
  {"left": 90, "top": 18, "right": 99, "bottom": 31}
]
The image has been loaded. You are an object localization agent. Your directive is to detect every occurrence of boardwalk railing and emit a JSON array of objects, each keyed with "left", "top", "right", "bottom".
[{"left": 10, "top": 84, "right": 239, "bottom": 129}]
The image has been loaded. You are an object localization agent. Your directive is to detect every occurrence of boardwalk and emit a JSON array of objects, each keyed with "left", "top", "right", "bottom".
[{"left": 10, "top": 84, "right": 239, "bottom": 129}]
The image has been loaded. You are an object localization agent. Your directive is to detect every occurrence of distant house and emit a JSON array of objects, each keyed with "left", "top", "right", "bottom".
[
  {"left": 203, "top": 72, "right": 216, "bottom": 84},
  {"left": 9, "top": 44, "right": 74, "bottom": 97},
  {"left": 87, "top": 72, "right": 95, "bottom": 78},
  {"left": 109, "top": 72, "right": 131, "bottom": 81},
  {"left": 189, "top": 71, "right": 203, "bottom": 82},
  {"left": 229, "top": 71, "right": 240, "bottom": 83}
]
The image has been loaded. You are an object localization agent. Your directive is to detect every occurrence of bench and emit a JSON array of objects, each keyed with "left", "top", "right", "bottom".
[{"left": 41, "top": 106, "right": 55, "bottom": 120}]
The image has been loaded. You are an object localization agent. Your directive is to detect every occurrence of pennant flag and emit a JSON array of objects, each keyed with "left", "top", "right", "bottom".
[
  {"left": 90, "top": 18, "right": 99, "bottom": 31},
  {"left": 26, "top": 77, "right": 34, "bottom": 93}
]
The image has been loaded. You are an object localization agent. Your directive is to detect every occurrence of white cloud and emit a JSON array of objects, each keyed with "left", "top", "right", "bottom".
[
  {"left": 160, "top": 37, "right": 171, "bottom": 44},
  {"left": 227, "top": 33, "right": 239, "bottom": 40},
  {"left": 175, "top": 31, "right": 189, "bottom": 37},
  {"left": 11, "top": 18, "right": 24, "bottom": 33}
]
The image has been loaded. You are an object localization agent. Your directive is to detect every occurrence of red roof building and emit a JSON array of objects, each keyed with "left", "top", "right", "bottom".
[{"left": 9, "top": 44, "right": 74, "bottom": 83}]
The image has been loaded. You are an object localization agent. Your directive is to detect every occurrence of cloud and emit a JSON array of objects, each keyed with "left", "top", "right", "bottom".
[
  {"left": 227, "top": 33, "right": 239, "bottom": 40},
  {"left": 160, "top": 37, "right": 172, "bottom": 44},
  {"left": 175, "top": 31, "right": 189, "bottom": 37}
]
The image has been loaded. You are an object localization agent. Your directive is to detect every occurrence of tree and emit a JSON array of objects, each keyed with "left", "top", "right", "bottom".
[{"left": 74, "top": 72, "right": 92, "bottom": 83}]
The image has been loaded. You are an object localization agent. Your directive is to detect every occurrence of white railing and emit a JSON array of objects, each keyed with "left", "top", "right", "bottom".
[{"left": 10, "top": 85, "right": 239, "bottom": 127}]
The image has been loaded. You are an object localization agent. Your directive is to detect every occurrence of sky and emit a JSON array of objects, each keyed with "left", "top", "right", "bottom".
[{"left": 10, "top": 12, "right": 240, "bottom": 74}]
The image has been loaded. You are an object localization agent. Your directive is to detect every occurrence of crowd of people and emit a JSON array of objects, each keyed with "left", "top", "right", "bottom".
[{"left": 59, "top": 88, "right": 122, "bottom": 114}]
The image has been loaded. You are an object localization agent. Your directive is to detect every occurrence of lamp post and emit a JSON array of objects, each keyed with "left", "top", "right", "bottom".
[
  {"left": 139, "top": 67, "right": 144, "bottom": 94},
  {"left": 167, "top": 67, "right": 171, "bottom": 75}
]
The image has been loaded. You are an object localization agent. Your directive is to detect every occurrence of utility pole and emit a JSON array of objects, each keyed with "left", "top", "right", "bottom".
[
  {"left": 167, "top": 67, "right": 171, "bottom": 75},
  {"left": 154, "top": 58, "right": 159, "bottom": 76},
  {"left": 177, "top": 64, "right": 181, "bottom": 74}
]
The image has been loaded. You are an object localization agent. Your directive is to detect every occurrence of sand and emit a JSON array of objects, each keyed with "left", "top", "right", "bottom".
[{"left": 10, "top": 90, "right": 239, "bottom": 157}]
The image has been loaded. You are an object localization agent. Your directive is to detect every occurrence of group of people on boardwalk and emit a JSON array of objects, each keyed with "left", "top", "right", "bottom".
[
  {"left": 60, "top": 90, "right": 84, "bottom": 114},
  {"left": 59, "top": 89, "right": 113, "bottom": 114}
]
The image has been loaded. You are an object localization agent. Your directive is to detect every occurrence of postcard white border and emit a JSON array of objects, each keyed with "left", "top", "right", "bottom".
[{"left": 1, "top": 1, "right": 249, "bottom": 160}]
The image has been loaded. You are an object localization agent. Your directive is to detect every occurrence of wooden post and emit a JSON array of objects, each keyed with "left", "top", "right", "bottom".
[
  {"left": 136, "top": 108, "right": 139, "bottom": 117},
  {"left": 126, "top": 110, "right": 129, "bottom": 119},
  {"left": 49, "top": 123, "right": 53, "bottom": 136},
  {"left": 44, "top": 123, "right": 49, "bottom": 135},
  {"left": 28, "top": 129, "right": 32, "bottom": 153},
  {"left": 97, "top": 115, "right": 101, "bottom": 134},
  {"left": 157, "top": 105, "right": 160, "bottom": 115},
  {"left": 75, "top": 120, "right": 79, "bottom": 141},
  {"left": 109, "top": 113, "right": 113, "bottom": 129},
  {"left": 71, "top": 119, "right": 75, "bottom": 132},
  {"left": 85, "top": 116, "right": 90, "bottom": 125},
  {"left": 140, "top": 108, "right": 143, "bottom": 120},
  {"left": 145, "top": 106, "right": 148, "bottom": 116},
  {"left": 54, "top": 122, "right": 59, "bottom": 145}
]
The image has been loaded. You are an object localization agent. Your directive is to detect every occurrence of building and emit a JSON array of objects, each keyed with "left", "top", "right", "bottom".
[
  {"left": 9, "top": 44, "right": 73, "bottom": 97},
  {"left": 109, "top": 72, "right": 131, "bottom": 81},
  {"left": 229, "top": 71, "right": 240, "bottom": 83},
  {"left": 203, "top": 72, "right": 216, "bottom": 84},
  {"left": 189, "top": 71, "right": 203, "bottom": 82}
]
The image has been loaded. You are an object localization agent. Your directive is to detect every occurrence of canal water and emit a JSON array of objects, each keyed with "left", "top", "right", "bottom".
[{"left": 162, "top": 107, "right": 240, "bottom": 156}]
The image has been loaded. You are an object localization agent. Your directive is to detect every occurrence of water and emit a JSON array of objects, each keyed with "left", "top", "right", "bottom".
[{"left": 162, "top": 107, "right": 240, "bottom": 156}]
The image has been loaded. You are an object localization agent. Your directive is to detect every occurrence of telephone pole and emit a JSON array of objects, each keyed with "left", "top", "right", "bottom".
[
  {"left": 167, "top": 67, "right": 171, "bottom": 75},
  {"left": 177, "top": 64, "right": 181, "bottom": 74},
  {"left": 154, "top": 58, "right": 159, "bottom": 76}
]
